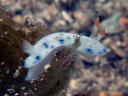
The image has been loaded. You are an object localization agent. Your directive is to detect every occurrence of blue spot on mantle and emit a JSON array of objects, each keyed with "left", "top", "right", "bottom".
[
  {"left": 98, "top": 48, "right": 107, "bottom": 55},
  {"left": 59, "top": 39, "right": 65, "bottom": 44},
  {"left": 103, "top": 48, "right": 107, "bottom": 53},
  {"left": 33, "top": 55, "right": 41, "bottom": 64},
  {"left": 85, "top": 48, "right": 93, "bottom": 54},
  {"left": 43, "top": 43, "right": 48, "bottom": 48},
  {"left": 35, "top": 56, "right": 41, "bottom": 60}
]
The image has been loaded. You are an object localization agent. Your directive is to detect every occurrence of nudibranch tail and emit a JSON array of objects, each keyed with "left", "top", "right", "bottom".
[
  {"left": 22, "top": 40, "right": 34, "bottom": 55},
  {"left": 25, "top": 63, "right": 43, "bottom": 80}
]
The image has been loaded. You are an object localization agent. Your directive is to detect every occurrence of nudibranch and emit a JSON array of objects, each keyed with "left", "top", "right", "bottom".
[{"left": 23, "top": 19, "right": 108, "bottom": 81}]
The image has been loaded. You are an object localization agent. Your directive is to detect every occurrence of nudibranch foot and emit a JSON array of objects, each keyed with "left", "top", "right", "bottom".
[
  {"left": 25, "top": 64, "right": 43, "bottom": 81},
  {"left": 22, "top": 40, "right": 35, "bottom": 55}
]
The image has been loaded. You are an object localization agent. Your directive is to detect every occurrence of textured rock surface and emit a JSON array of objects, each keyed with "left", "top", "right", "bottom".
[{"left": 0, "top": 8, "right": 77, "bottom": 96}]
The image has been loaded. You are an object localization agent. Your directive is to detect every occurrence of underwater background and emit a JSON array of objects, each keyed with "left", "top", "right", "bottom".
[{"left": 0, "top": 0, "right": 128, "bottom": 96}]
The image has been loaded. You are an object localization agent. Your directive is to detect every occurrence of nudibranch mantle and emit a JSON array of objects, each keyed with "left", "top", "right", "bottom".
[{"left": 23, "top": 32, "right": 108, "bottom": 80}]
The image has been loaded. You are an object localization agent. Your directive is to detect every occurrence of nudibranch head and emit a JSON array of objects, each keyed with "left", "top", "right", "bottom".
[
  {"left": 85, "top": 39, "right": 107, "bottom": 56},
  {"left": 80, "top": 17, "right": 108, "bottom": 56},
  {"left": 78, "top": 35, "right": 108, "bottom": 56}
]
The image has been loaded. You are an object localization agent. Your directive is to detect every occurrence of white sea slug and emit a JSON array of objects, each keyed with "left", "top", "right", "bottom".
[{"left": 23, "top": 30, "right": 108, "bottom": 80}]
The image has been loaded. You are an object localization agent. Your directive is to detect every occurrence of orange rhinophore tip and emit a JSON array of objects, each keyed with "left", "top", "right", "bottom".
[
  {"left": 94, "top": 18, "right": 100, "bottom": 27},
  {"left": 99, "top": 28, "right": 105, "bottom": 36}
]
